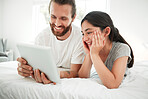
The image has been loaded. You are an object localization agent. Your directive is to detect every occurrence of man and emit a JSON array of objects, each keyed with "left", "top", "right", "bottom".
[{"left": 17, "top": 0, "right": 84, "bottom": 84}]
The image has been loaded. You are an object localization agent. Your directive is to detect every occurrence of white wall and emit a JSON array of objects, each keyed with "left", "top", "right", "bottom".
[
  {"left": 110, "top": 0, "right": 148, "bottom": 61},
  {"left": 0, "top": 0, "right": 2, "bottom": 37},
  {"left": 2, "top": 0, "right": 33, "bottom": 60},
  {"left": 2, "top": 0, "right": 148, "bottom": 61}
]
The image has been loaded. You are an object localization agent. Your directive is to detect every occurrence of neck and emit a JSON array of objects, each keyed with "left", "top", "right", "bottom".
[{"left": 56, "top": 26, "right": 72, "bottom": 40}]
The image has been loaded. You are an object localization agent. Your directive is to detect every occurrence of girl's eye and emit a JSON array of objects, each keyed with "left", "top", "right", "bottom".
[
  {"left": 81, "top": 32, "right": 92, "bottom": 36},
  {"left": 87, "top": 32, "right": 92, "bottom": 34}
]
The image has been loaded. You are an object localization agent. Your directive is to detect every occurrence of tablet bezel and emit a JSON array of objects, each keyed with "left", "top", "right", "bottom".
[{"left": 17, "top": 43, "right": 60, "bottom": 83}]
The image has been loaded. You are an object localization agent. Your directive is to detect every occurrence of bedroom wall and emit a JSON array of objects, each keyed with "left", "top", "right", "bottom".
[
  {"left": 2, "top": 0, "right": 33, "bottom": 60},
  {"left": 1, "top": 0, "right": 148, "bottom": 61},
  {"left": 110, "top": 0, "right": 148, "bottom": 61},
  {"left": 0, "top": 0, "right": 2, "bottom": 37}
]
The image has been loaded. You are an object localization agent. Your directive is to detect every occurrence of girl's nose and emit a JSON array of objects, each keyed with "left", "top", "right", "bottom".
[{"left": 83, "top": 34, "right": 89, "bottom": 41}]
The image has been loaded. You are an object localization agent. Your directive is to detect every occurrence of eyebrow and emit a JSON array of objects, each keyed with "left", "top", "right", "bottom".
[
  {"left": 85, "top": 28, "right": 92, "bottom": 32},
  {"left": 51, "top": 14, "right": 56, "bottom": 17},
  {"left": 51, "top": 14, "right": 68, "bottom": 19},
  {"left": 81, "top": 28, "right": 93, "bottom": 33}
]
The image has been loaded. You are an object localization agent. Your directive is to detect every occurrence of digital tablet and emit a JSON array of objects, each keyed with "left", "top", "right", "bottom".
[{"left": 17, "top": 43, "right": 60, "bottom": 83}]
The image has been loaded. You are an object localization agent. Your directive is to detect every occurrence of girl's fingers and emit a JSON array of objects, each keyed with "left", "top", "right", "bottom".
[
  {"left": 98, "top": 32, "right": 102, "bottom": 45},
  {"left": 82, "top": 37, "right": 87, "bottom": 47},
  {"left": 82, "top": 37, "right": 90, "bottom": 51},
  {"left": 92, "top": 33, "right": 95, "bottom": 46},
  {"left": 103, "top": 37, "right": 106, "bottom": 46},
  {"left": 97, "top": 31, "right": 105, "bottom": 46},
  {"left": 94, "top": 31, "right": 98, "bottom": 45},
  {"left": 95, "top": 30, "right": 101, "bottom": 46},
  {"left": 82, "top": 38, "right": 86, "bottom": 47}
]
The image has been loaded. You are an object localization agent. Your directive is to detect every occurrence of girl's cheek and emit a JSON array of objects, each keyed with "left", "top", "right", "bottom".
[{"left": 90, "top": 34, "right": 93, "bottom": 40}]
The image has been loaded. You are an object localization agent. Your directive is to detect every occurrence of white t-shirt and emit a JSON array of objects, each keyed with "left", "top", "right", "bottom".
[{"left": 35, "top": 24, "right": 84, "bottom": 69}]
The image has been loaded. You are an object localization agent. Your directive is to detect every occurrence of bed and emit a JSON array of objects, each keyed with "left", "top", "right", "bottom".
[{"left": 0, "top": 61, "right": 148, "bottom": 99}]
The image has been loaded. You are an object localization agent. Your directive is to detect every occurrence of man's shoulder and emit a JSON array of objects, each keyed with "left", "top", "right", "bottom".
[
  {"left": 39, "top": 27, "right": 51, "bottom": 35},
  {"left": 71, "top": 24, "right": 82, "bottom": 37},
  {"left": 72, "top": 24, "right": 81, "bottom": 32},
  {"left": 69, "top": 24, "right": 83, "bottom": 46},
  {"left": 36, "top": 27, "right": 51, "bottom": 38},
  {"left": 35, "top": 27, "right": 51, "bottom": 43}
]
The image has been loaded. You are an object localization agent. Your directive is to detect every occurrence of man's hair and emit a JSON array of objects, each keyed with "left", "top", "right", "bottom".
[{"left": 49, "top": 0, "right": 76, "bottom": 18}]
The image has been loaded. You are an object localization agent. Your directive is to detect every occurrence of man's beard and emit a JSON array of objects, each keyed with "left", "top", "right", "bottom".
[{"left": 50, "top": 23, "right": 72, "bottom": 37}]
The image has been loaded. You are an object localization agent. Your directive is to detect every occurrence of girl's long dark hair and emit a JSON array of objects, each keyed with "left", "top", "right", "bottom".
[{"left": 81, "top": 11, "right": 134, "bottom": 68}]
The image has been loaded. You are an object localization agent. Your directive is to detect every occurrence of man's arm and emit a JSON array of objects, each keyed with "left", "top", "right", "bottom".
[{"left": 60, "top": 64, "right": 81, "bottom": 78}]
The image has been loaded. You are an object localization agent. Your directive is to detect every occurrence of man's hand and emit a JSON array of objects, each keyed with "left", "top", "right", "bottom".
[
  {"left": 17, "top": 57, "right": 34, "bottom": 78},
  {"left": 17, "top": 57, "right": 56, "bottom": 84},
  {"left": 34, "top": 69, "right": 56, "bottom": 85}
]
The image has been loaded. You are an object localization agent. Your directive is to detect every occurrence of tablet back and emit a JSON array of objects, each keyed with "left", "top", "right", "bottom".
[{"left": 17, "top": 43, "right": 60, "bottom": 83}]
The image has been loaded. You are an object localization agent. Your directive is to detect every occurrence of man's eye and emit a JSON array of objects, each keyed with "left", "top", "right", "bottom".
[
  {"left": 61, "top": 17, "right": 67, "bottom": 20},
  {"left": 51, "top": 15, "right": 56, "bottom": 19}
]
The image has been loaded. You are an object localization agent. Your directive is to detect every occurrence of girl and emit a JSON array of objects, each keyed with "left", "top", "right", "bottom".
[{"left": 78, "top": 11, "right": 134, "bottom": 89}]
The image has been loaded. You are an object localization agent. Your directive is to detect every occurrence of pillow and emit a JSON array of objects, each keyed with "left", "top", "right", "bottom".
[{"left": 0, "top": 52, "right": 7, "bottom": 57}]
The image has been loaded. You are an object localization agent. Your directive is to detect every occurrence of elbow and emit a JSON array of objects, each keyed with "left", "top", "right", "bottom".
[
  {"left": 105, "top": 83, "right": 120, "bottom": 89},
  {"left": 107, "top": 85, "right": 119, "bottom": 89},
  {"left": 78, "top": 72, "right": 89, "bottom": 78},
  {"left": 78, "top": 75, "right": 88, "bottom": 78}
]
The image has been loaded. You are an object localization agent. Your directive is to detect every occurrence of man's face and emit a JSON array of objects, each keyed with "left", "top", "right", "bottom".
[{"left": 49, "top": 2, "right": 75, "bottom": 37}]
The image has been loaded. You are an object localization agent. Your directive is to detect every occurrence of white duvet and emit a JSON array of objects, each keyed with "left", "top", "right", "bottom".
[{"left": 0, "top": 61, "right": 148, "bottom": 99}]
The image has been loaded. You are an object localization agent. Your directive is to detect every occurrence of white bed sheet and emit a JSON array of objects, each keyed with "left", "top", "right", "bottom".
[{"left": 0, "top": 61, "right": 148, "bottom": 99}]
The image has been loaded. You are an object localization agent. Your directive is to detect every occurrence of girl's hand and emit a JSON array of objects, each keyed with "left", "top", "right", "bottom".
[
  {"left": 82, "top": 37, "right": 90, "bottom": 54},
  {"left": 90, "top": 30, "right": 105, "bottom": 55}
]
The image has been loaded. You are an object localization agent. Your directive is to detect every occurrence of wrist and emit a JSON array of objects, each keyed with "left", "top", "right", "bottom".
[
  {"left": 86, "top": 53, "right": 91, "bottom": 57},
  {"left": 86, "top": 53, "right": 92, "bottom": 61},
  {"left": 91, "top": 54, "right": 100, "bottom": 61},
  {"left": 60, "top": 71, "right": 64, "bottom": 78}
]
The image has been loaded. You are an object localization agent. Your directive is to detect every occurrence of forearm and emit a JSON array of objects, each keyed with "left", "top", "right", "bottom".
[
  {"left": 78, "top": 54, "right": 92, "bottom": 78},
  {"left": 91, "top": 54, "right": 118, "bottom": 88},
  {"left": 60, "top": 71, "right": 78, "bottom": 78}
]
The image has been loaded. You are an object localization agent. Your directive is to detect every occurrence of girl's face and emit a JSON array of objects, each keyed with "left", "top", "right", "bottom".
[{"left": 81, "top": 20, "right": 103, "bottom": 48}]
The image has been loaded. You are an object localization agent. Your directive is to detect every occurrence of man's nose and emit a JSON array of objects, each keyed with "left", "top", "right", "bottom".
[{"left": 55, "top": 19, "right": 61, "bottom": 26}]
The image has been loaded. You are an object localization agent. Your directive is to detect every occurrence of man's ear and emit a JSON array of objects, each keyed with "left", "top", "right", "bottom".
[
  {"left": 104, "top": 27, "right": 111, "bottom": 37},
  {"left": 72, "top": 14, "right": 76, "bottom": 22}
]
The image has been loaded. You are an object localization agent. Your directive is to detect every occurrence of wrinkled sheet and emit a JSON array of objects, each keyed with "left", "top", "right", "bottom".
[{"left": 0, "top": 61, "right": 148, "bottom": 99}]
